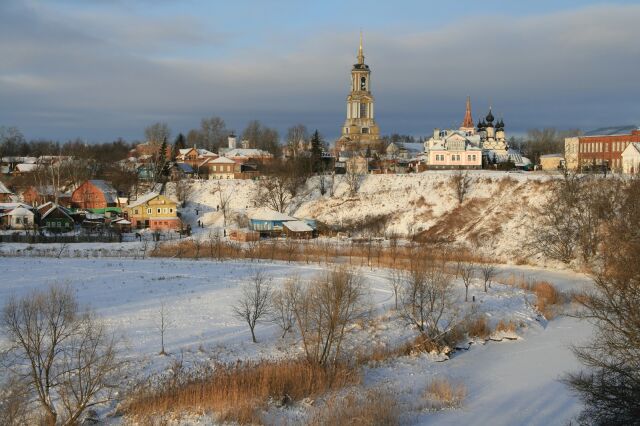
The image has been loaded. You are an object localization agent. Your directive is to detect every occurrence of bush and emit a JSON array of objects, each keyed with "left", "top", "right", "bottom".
[
  {"left": 307, "top": 389, "right": 399, "bottom": 426},
  {"left": 124, "top": 359, "right": 361, "bottom": 424},
  {"left": 423, "top": 377, "right": 466, "bottom": 410}
]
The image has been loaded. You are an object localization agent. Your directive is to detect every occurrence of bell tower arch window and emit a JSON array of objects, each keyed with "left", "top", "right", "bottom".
[
  {"left": 360, "top": 103, "right": 367, "bottom": 119},
  {"left": 360, "top": 76, "right": 367, "bottom": 91}
]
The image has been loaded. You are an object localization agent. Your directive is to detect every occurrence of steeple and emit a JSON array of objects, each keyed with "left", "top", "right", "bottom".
[
  {"left": 461, "top": 96, "right": 474, "bottom": 129},
  {"left": 357, "top": 31, "right": 365, "bottom": 65}
]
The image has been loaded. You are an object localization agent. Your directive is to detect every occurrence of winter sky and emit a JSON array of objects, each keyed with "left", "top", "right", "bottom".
[{"left": 1, "top": 0, "right": 639, "bottom": 142}]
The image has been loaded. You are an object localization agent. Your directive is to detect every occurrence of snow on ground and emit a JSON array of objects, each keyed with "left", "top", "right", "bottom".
[
  {"left": 0, "top": 256, "right": 593, "bottom": 425},
  {"left": 168, "top": 171, "right": 559, "bottom": 265}
]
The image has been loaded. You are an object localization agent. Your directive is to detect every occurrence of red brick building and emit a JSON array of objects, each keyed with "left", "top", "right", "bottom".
[
  {"left": 567, "top": 129, "right": 640, "bottom": 171},
  {"left": 71, "top": 180, "right": 119, "bottom": 210}
]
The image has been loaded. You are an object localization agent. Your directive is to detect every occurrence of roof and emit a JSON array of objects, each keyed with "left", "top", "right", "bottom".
[
  {"left": 113, "top": 218, "right": 131, "bottom": 225},
  {"left": 211, "top": 156, "right": 237, "bottom": 164},
  {"left": 16, "top": 163, "right": 37, "bottom": 172},
  {"left": 127, "top": 191, "right": 161, "bottom": 208},
  {"left": 223, "top": 148, "right": 272, "bottom": 158},
  {"left": 284, "top": 220, "right": 313, "bottom": 232},
  {"left": 0, "top": 181, "right": 12, "bottom": 194},
  {"left": 584, "top": 125, "right": 638, "bottom": 137},
  {"left": 176, "top": 163, "right": 195, "bottom": 173},
  {"left": 540, "top": 153, "right": 564, "bottom": 158},
  {"left": 88, "top": 180, "right": 118, "bottom": 203},
  {"left": 9, "top": 206, "right": 34, "bottom": 216},
  {"left": 249, "top": 208, "right": 296, "bottom": 222},
  {"left": 38, "top": 202, "right": 73, "bottom": 221},
  {"left": 622, "top": 142, "right": 640, "bottom": 155}
]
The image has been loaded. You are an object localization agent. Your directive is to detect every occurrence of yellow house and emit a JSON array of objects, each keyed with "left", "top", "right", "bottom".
[{"left": 124, "top": 192, "right": 181, "bottom": 230}]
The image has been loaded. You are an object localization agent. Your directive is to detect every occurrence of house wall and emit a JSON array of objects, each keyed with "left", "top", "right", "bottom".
[
  {"left": 575, "top": 130, "right": 640, "bottom": 171},
  {"left": 540, "top": 156, "right": 563, "bottom": 171},
  {"left": 428, "top": 150, "right": 482, "bottom": 168},
  {"left": 622, "top": 148, "right": 640, "bottom": 175},
  {"left": 125, "top": 195, "right": 180, "bottom": 230},
  {"left": 71, "top": 181, "right": 108, "bottom": 209}
]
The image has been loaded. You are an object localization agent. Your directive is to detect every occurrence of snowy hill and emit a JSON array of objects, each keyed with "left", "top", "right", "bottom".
[{"left": 170, "top": 171, "right": 557, "bottom": 264}]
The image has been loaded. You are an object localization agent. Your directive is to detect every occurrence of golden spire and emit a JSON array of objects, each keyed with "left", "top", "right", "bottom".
[{"left": 357, "top": 30, "right": 365, "bottom": 64}]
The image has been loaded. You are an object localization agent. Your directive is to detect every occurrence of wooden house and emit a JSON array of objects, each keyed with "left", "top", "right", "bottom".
[
  {"left": 71, "top": 180, "right": 119, "bottom": 210},
  {"left": 123, "top": 192, "right": 181, "bottom": 231},
  {"left": 37, "top": 202, "right": 74, "bottom": 232},
  {"left": 0, "top": 181, "right": 14, "bottom": 202}
]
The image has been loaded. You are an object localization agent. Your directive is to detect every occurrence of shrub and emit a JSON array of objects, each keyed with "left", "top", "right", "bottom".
[
  {"left": 423, "top": 378, "right": 466, "bottom": 410},
  {"left": 307, "top": 389, "right": 399, "bottom": 426},
  {"left": 124, "top": 359, "right": 360, "bottom": 424},
  {"left": 465, "top": 316, "right": 491, "bottom": 339}
]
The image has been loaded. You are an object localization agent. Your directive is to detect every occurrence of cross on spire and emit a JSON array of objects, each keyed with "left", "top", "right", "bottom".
[{"left": 461, "top": 96, "right": 474, "bottom": 129}]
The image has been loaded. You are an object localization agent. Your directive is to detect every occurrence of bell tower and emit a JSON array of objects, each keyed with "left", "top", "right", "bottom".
[{"left": 339, "top": 33, "right": 380, "bottom": 149}]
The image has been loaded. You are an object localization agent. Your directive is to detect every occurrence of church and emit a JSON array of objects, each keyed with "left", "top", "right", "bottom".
[{"left": 335, "top": 34, "right": 382, "bottom": 154}]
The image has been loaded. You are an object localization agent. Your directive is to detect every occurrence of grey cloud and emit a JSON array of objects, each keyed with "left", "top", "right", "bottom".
[{"left": 0, "top": 2, "right": 639, "bottom": 141}]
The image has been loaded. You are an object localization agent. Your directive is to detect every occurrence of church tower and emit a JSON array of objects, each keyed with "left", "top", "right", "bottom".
[
  {"left": 460, "top": 96, "right": 475, "bottom": 134},
  {"left": 338, "top": 33, "right": 380, "bottom": 150}
]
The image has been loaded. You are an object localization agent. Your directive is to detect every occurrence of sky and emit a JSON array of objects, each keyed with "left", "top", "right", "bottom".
[{"left": 1, "top": 0, "right": 639, "bottom": 143}]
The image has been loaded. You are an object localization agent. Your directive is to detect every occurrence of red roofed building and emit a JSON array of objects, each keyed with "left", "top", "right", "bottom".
[{"left": 71, "top": 180, "right": 120, "bottom": 210}]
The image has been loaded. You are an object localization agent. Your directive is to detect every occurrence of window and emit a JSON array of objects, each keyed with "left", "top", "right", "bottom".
[
  {"left": 147, "top": 208, "right": 152, "bottom": 214},
  {"left": 169, "top": 208, "right": 173, "bottom": 213},
  {"left": 360, "top": 103, "right": 367, "bottom": 118},
  {"left": 134, "top": 209, "right": 139, "bottom": 215},
  {"left": 345, "top": 127, "right": 349, "bottom": 134},
  {"left": 472, "top": 155, "right": 477, "bottom": 161},
  {"left": 362, "top": 127, "right": 369, "bottom": 134},
  {"left": 157, "top": 208, "right": 161, "bottom": 214}
]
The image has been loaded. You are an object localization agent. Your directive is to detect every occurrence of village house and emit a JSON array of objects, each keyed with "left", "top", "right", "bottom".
[
  {"left": 176, "top": 147, "right": 218, "bottom": 169},
  {"left": 71, "top": 180, "right": 120, "bottom": 210},
  {"left": 424, "top": 129, "right": 483, "bottom": 170},
  {"left": 22, "top": 185, "right": 72, "bottom": 207},
  {"left": 0, "top": 204, "right": 35, "bottom": 230},
  {"left": 539, "top": 154, "right": 565, "bottom": 171},
  {"left": 204, "top": 156, "right": 238, "bottom": 180},
  {"left": 123, "top": 192, "right": 181, "bottom": 231},
  {"left": 249, "top": 208, "right": 317, "bottom": 238},
  {"left": 622, "top": 142, "right": 640, "bottom": 175},
  {"left": 37, "top": 202, "right": 75, "bottom": 232}
]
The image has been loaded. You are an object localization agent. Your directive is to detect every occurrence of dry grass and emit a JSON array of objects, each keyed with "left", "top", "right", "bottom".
[
  {"left": 124, "top": 359, "right": 360, "bottom": 425},
  {"left": 497, "top": 274, "right": 564, "bottom": 319},
  {"left": 494, "top": 319, "right": 517, "bottom": 333},
  {"left": 307, "top": 389, "right": 399, "bottom": 426},
  {"left": 465, "top": 316, "right": 491, "bottom": 339},
  {"left": 423, "top": 377, "right": 466, "bottom": 410}
]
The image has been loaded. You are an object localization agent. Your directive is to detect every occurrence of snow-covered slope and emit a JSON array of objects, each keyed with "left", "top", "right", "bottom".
[{"left": 170, "top": 171, "right": 556, "bottom": 264}]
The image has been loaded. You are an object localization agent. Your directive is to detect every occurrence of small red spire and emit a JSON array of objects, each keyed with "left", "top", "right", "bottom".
[{"left": 461, "top": 96, "right": 474, "bottom": 129}]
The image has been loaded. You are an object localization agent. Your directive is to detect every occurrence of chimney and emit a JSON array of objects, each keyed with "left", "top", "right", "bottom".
[
  {"left": 228, "top": 133, "right": 237, "bottom": 149},
  {"left": 433, "top": 128, "right": 440, "bottom": 139}
]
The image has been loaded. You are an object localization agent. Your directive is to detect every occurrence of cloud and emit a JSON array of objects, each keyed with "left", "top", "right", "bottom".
[{"left": 0, "top": 2, "right": 639, "bottom": 141}]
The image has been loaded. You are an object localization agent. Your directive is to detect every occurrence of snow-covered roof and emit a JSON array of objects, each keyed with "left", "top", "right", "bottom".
[
  {"left": 540, "top": 154, "right": 564, "bottom": 159},
  {"left": 38, "top": 202, "right": 73, "bottom": 221},
  {"left": 16, "top": 163, "right": 37, "bottom": 172},
  {"left": 9, "top": 206, "right": 34, "bottom": 216},
  {"left": 0, "top": 202, "right": 32, "bottom": 211},
  {"left": 0, "top": 181, "right": 12, "bottom": 194},
  {"left": 249, "top": 208, "right": 296, "bottom": 222},
  {"left": 223, "top": 148, "right": 272, "bottom": 158},
  {"left": 113, "top": 218, "right": 131, "bottom": 225},
  {"left": 284, "top": 220, "right": 313, "bottom": 232},
  {"left": 127, "top": 191, "right": 161, "bottom": 208},
  {"left": 88, "top": 180, "right": 118, "bottom": 203},
  {"left": 210, "top": 156, "right": 237, "bottom": 164}
]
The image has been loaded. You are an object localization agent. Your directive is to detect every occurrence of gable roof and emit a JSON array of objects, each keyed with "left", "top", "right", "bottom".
[
  {"left": 223, "top": 148, "right": 272, "bottom": 158},
  {"left": 210, "top": 156, "right": 237, "bottom": 164},
  {"left": 623, "top": 142, "right": 640, "bottom": 155},
  {"left": 38, "top": 202, "right": 73, "bottom": 221},
  {"left": 284, "top": 220, "right": 313, "bottom": 232},
  {"left": 0, "top": 181, "right": 12, "bottom": 194},
  {"left": 87, "top": 180, "right": 118, "bottom": 203},
  {"left": 126, "top": 191, "right": 161, "bottom": 208}
]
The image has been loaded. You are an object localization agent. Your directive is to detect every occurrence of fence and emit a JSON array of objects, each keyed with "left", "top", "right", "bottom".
[{"left": 0, "top": 233, "right": 127, "bottom": 244}]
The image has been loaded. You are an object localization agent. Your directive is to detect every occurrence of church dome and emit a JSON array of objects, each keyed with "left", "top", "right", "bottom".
[
  {"left": 485, "top": 109, "right": 494, "bottom": 124},
  {"left": 477, "top": 119, "right": 485, "bottom": 130}
]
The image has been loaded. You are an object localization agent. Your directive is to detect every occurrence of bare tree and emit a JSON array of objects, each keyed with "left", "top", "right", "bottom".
[
  {"left": 233, "top": 270, "right": 272, "bottom": 343},
  {"left": 253, "top": 174, "right": 295, "bottom": 213},
  {"left": 1, "top": 285, "right": 121, "bottom": 425},
  {"left": 388, "top": 269, "right": 404, "bottom": 310},
  {"left": 399, "top": 262, "right": 459, "bottom": 343},
  {"left": 450, "top": 170, "right": 471, "bottom": 204},
  {"left": 480, "top": 263, "right": 497, "bottom": 292},
  {"left": 0, "top": 375, "right": 29, "bottom": 426},
  {"left": 144, "top": 122, "right": 171, "bottom": 146},
  {"left": 175, "top": 179, "right": 193, "bottom": 208},
  {"left": 291, "top": 268, "right": 367, "bottom": 366},
  {"left": 213, "top": 181, "right": 233, "bottom": 227},
  {"left": 345, "top": 168, "right": 363, "bottom": 196},
  {"left": 271, "top": 277, "right": 298, "bottom": 338},
  {"left": 459, "top": 263, "right": 475, "bottom": 302},
  {"left": 156, "top": 301, "right": 172, "bottom": 355}
]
